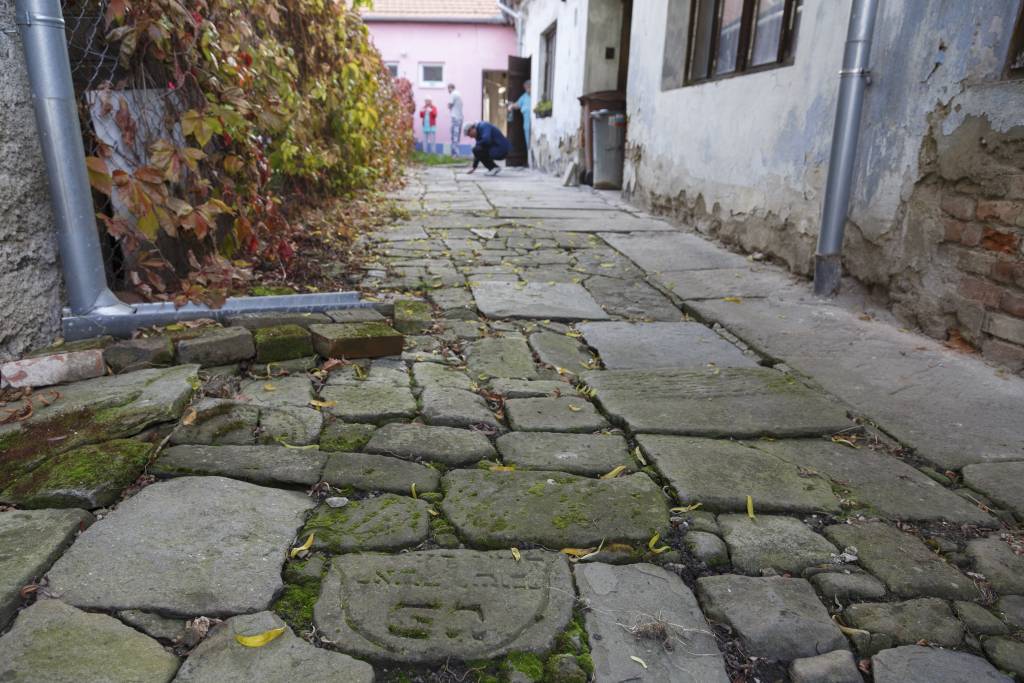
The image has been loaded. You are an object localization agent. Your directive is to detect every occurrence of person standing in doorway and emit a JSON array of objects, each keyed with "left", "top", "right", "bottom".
[
  {"left": 464, "top": 121, "right": 510, "bottom": 176},
  {"left": 509, "top": 80, "right": 532, "bottom": 151},
  {"left": 447, "top": 83, "right": 464, "bottom": 157},
  {"left": 419, "top": 98, "right": 438, "bottom": 154}
]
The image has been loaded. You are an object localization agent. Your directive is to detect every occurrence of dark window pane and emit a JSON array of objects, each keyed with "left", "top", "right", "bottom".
[
  {"left": 1009, "top": 6, "right": 1024, "bottom": 77},
  {"left": 387, "top": 63, "right": 399, "bottom": 77},
  {"left": 542, "top": 26, "right": 557, "bottom": 99},
  {"left": 689, "top": 0, "right": 717, "bottom": 81},
  {"left": 788, "top": 0, "right": 803, "bottom": 61},
  {"left": 715, "top": 0, "right": 745, "bottom": 75},
  {"left": 422, "top": 65, "right": 443, "bottom": 83},
  {"left": 750, "top": 0, "right": 786, "bottom": 66}
]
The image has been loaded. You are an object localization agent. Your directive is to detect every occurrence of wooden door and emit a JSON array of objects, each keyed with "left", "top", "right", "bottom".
[{"left": 506, "top": 55, "right": 531, "bottom": 167}]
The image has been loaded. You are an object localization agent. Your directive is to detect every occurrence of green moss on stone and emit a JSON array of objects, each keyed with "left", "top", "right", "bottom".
[
  {"left": 388, "top": 624, "right": 429, "bottom": 639},
  {"left": 250, "top": 285, "right": 296, "bottom": 296},
  {"left": 252, "top": 324, "right": 314, "bottom": 363},
  {"left": 272, "top": 582, "right": 319, "bottom": 632},
  {"left": 505, "top": 651, "right": 544, "bottom": 680},
  {"left": 319, "top": 422, "right": 376, "bottom": 452},
  {"left": 1, "top": 439, "right": 152, "bottom": 509}
]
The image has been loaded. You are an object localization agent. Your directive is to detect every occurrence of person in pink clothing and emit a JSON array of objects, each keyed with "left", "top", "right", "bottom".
[{"left": 419, "top": 99, "right": 439, "bottom": 154}]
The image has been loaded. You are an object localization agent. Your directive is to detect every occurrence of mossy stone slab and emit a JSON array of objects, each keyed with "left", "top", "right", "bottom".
[
  {"left": 1, "top": 439, "right": 151, "bottom": 509},
  {"left": 239, "top": 376, "right": 314, "bottom": 408},
  {"left": 394, "top": 299, "right": 434, "bottom": 334},
  {"left": 696, "top": 575, "right": 847, "bottom": 660},
  {"left": 412, "top": 362, "right": 473, "bottom": 391},
  {"left": 470, "top": 281, "right": 610, "bottom": 320},
  {"left": 314, "top": 549, "right": 574, "bottom": 664},
  {"left": 0, "top": 365, "right": 197, "bottom": 482},
  {"left": 319, "top": 422, "right": 376, "bottom": 452},
  {"left": 441, "top": 470, "right": 668, "bottom": 548},
  {"left": 575, "top": 563, "right": 729, "bottom": 683},
  {"left": 169, "top": 399, "right": 259, "bottom": 446},
  {"left": 824, "top": 522, "right": 979, "bottom": 600},
  {"left": 173, "top": 611, "right": 373, "bottom": 682},
  {"left": 0, "top": 599, "right": 178, "bottom": 683},
  {"left": 962, "top": 461, "right": 1024, "bottom": 521},
  {"left": 320, "top": 382, "right": 416, "bottom": 424},
  {"left": 258, "top": 406, "right": 324, "bottom": 447},
  {"left": 636, "top": 435, "right": 840, "bottom": 513},
  {"left": 322, "top": 452, "right": 440, "bottom": 494},
  {"left": 176, "top": 327, "right": 255, "bottom": 367},
  {"left": 252, "top": 324, "right": 314, "bottom": 363},
  {"left": 153, "top": 445, "right": 326, "bottom": 487},
  {"left": 489, "top": 379, "right": 569, "bottom": 398},
  {"left": 365, "top": 423, "right": 495, "bottom": 466},
  {"left": 302, "top": 494, "right": 429, "bottom": 553},
  {"left": 0, "top": 509, "right": 94, "bottom": 629},
  {"left": 754, "top": 438, "right": 993, "bottom": 525},
  {"left": 466, "top": 336, "right": 538, "bottom": 379},
  {"left": 103, "top": 336, "right": 174, "bottom": 374},
  {"left": 420, "top": 387, "right": 503, "bottom": 430},
  {"left": 718, "top": 515, "right": 837, "bottom": 576},
  {"left": 844, "top": 598, "right": 963, "bottom": 647},
  {"left": 528, "top": 331, "right": 595, "bottom": 371},
  {"left": 495, "top": 432, "right": 632, "bottom": 476},
  {"left": 872, "top": 645, "right": 1011, "bottom": 683},
  {"left": 966, "top": 535, "right": 1024, "bottom": 594},
  {"left": 46, "top": 476, "right": 314, "bottom": 616},
  {"left": 505, "top": 396, "right": 609, "bottom": 433},
  {"left": 309, "top": 322, "right": 404, "bottom": 359},
  {"left": 224, "top": 312, "right": 330, "bottom": 330},
  {"left": 585, "top": 368, "right": 851, "bottom": 437}
]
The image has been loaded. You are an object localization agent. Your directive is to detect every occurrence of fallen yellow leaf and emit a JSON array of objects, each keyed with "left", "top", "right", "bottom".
[
  {"left": 746, "top": 495, "right": 756, "bottom": 519},
  {"left": 427, "top": 508, "right": 439, "bottom": 516},
  {"left": 568, "top": 404, "right": 582, "bottom": 412},
  {"left": 289, "top": 533, "right": 314, "bottom": 558},
  {"left": 511, "top": 547, "right": 521, "bottom": 561},
  {"left": 722, "top": 296, "right": 743, "bottom": 303},
  {"left": 235, "top": 626, "right": 286, "bottom": 648},
  {"left": 263, "top": 383, "right": 277, "bottom": 392},
  {"left": 670, "top": 503, "right": 703, "bottom": 513},
  {"left": 410, "top": 483, "right": 418, "bottom": 499},
  {"left": 831, "top": 435, "right": 858, "bottom": 448},
  {"left": 630, "top": 655, "right": 648, "bottom": 669},
  {"left": 275, "top": 438, "right": 317, "bottom": 450},
  {"left": 647, "top": 532, "right": 670, "bottom": 554},
  {"left": 601, "top": 465, "right": 627, "bottom": 480},
  {"left": 308, "top": 400, "right": 336, "bottom": 409},
  {"left": 181, "top": 408, "right": 198, "bottom": 426},
  {"left": 633, "top": 446, "right": 647, "bottom": 466},
  {"left": 565, "top": 331, "right": 583, "bottom": 338},
  {"left": 561, "top": 547, "right": 597, "bottom": 558},
  {"left": 489, "top": 464, "right": 516, "bottom": 472}
]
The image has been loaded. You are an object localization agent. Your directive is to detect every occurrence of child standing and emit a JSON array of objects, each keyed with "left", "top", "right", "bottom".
[{"left": 419, "top": 99, "right": 438, "bottom": 154}]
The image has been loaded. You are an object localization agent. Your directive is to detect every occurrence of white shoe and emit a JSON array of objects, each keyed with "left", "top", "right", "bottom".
[{"left": 487, "top": 167, "right": 502, "bottom": 176}]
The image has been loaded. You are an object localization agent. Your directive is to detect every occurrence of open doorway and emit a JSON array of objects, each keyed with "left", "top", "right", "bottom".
[
  {"left": 505, "top": 55, "right": 531, "bottom": 167},
  {"left": 481, "top": 70, "right": 509, "bottom": 135}
]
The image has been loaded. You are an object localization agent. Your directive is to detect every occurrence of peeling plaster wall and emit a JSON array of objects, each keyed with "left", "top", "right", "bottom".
[
  {"left": 520, "top": 0, "right": 590, "bottom": 173},
  {"left": 0, "top": 0, "right": 63, "bottom": 361},
  {"left": 623, "top": 0, "right": 1024, "bottom": 365}
]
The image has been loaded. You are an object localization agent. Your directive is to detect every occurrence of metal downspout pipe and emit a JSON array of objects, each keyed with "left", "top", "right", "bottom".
[
  {"left": 15, "top": 0, "right": 128, "bottom": 317},
  {"left": 813, "top": 0, "right": 880, "bottom": 297},
  {"left": 16, "top": 0, "right": 366, "bottom": 340}
]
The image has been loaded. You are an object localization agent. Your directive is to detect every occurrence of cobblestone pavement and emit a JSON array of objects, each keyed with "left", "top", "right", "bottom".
[{"left": 1, "top": 166, "right": 1022, "bottom": 682}]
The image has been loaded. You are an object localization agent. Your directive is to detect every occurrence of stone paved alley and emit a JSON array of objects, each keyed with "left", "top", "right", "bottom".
[{"left": 1, "top": 167, "right": 1024, "bottom": 682}]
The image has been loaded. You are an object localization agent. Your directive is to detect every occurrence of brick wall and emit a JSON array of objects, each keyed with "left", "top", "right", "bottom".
[{"left": 941, "top": 179, "right": 1024, "bottom": 371}]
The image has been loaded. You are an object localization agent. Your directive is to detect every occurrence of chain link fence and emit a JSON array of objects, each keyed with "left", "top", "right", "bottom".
[{"left": 62, "top": 0, "right": 198, "bottom": 293}]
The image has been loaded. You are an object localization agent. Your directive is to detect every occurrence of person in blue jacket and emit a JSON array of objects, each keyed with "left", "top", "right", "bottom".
[{"left": 464, "top": 121, "right": 510, "bottom": 176}]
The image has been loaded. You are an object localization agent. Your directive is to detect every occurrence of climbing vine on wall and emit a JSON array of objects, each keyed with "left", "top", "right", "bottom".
[{"left": 77, "top": 0, "right": 410, "bottom": 305}]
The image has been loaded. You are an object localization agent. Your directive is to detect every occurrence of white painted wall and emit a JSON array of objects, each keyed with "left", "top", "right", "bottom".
[{"left": 519, "top": 0, "right": 591, "bottom": 172}]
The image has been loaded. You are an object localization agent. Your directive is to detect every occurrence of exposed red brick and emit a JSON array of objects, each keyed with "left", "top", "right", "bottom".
[
  {"left": 942, "top": 218, "right": 965, "bottom": 242},
  {"left": 960, "top": 223, "right": 983, "bottom": 247},
  {"left": 1002, "top": 291, "right": 1024, "bottom": 318},
  {"left": 989, "top": 260, "right": 1023, "bottom": 285},
  {"left": 981, "top": 337, "right": 1024, "bottom": 372},
  {"left": 980, "top": 227, "right": 1020, "bottom": 254},
  {"left": 959, "top": 276, "right": 1002, "bottom": 308},
  {"left": 940, "top": 194, "right": 976, "bottom": 221},
  {"left": 976, "top": 199, "right": 1024, "bottom": 225}
]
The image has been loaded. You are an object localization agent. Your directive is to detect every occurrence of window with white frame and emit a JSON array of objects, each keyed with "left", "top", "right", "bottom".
[
  {"left": 419, "top": 63, "right": 445, "bottom": 87},
  {"left": 385, "top": 62, "right": 399, "bottom": 78},
  {"left": 540, "top": 23, "right": 557, "bottom": 101}
]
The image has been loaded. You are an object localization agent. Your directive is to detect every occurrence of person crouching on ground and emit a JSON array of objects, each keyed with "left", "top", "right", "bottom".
[
  {"left": 419, "top": 98, "right": 438, "bottom": 153},
  {"left": 464, "top": 122, "right": 510, "bottom": 176}
]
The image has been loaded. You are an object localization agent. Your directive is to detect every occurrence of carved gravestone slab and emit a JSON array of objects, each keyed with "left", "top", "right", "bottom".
[{"left": 313, "top": 549, "right": 574, "bottom": 664}]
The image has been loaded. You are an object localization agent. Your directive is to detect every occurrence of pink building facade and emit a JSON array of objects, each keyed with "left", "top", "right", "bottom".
[{"left": 363, "top": 2, "right": 517, "bottom": 155}]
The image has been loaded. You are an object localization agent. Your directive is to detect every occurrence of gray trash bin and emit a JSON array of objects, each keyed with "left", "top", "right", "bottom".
[{"left": 590, "top": 109, "right": 625, "bottom": 189}]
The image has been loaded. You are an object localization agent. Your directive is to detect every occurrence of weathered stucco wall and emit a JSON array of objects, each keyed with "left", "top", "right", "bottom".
[
  {"left": 519, "top": 0, "right": 590, "bottom": 173},
  {"left": 0, "top": 0, "right": 63, "bottom": 361},
  {"left": 623, "top": 0, "right": 1024, "bottom": 369}
]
